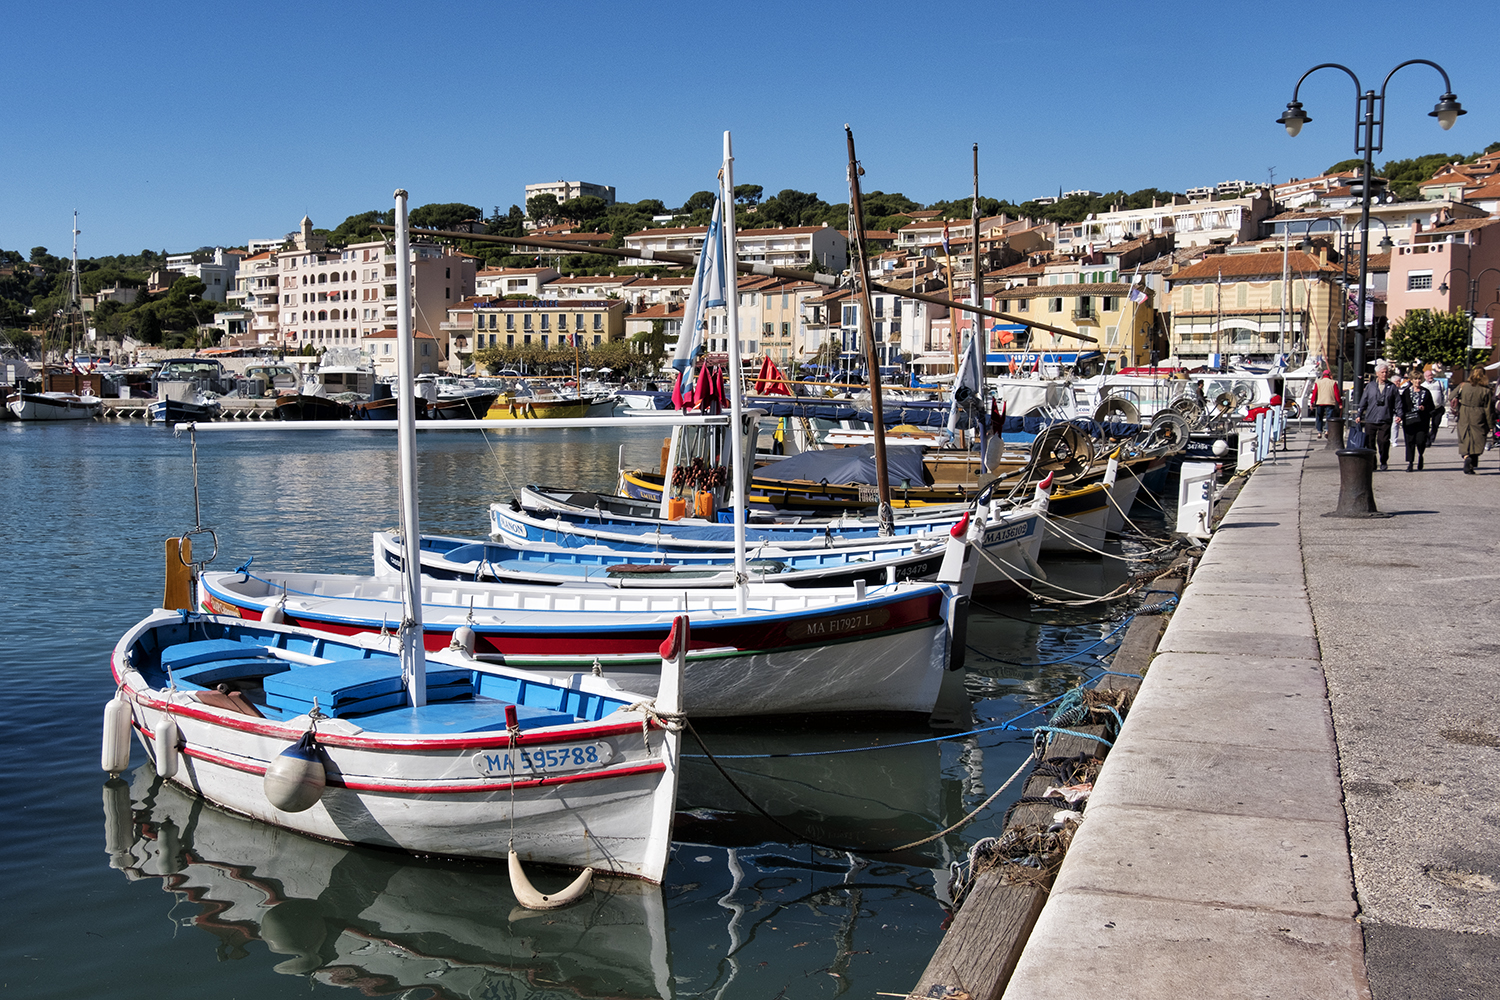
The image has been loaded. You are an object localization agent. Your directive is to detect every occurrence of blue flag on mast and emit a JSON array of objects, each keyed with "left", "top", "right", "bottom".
[{"left": 672, "top": 197, "right": 728, "bottom": 372}]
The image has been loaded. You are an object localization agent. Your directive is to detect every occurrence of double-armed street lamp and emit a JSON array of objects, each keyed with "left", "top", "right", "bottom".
[
  {"left": 1277, "top": 59, "right": 1464, "bottom": 409},
  {"left": 1438, "top": 266, "right": 1500, "bottom": 320}
]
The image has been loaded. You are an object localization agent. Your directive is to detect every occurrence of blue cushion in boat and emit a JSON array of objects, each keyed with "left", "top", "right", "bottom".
[
  {"left": 353, "top": 700, "right": 574, "bottom": 735},
  {"left": 262, "top": 658, "right": 473, "bottom": 718},
  {"left": 172, "top": 657, "right": 291, "bottom": 690},
  {"left": 160, "top": 638, "right": 272, "bottom": 670}
]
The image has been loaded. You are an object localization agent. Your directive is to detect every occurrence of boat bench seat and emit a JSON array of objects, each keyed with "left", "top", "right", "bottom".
[
  {"left": 352, "top": 699, "right": 574, "bottom": 735},
  {"left": 172, "top": 657, "right": 291, "bottom": 690},
  {"left": 160, "top": 638, "right": 273, "bottom": 670},
  {"left": 262, "top": 658, "right": 473, "bottom": 718}
]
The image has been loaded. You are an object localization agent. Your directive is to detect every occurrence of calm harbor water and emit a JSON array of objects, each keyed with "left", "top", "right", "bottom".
[{"left": 0, "top": 419, "right": 1164, "bottom": 999}]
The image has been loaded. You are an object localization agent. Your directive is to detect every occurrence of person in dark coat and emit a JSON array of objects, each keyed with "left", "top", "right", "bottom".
[
  {"left": 1358, "top": 364, "right": 1399, "bottom": 470},
  {"left": 1396, "top": 368, "right": 1435, "bottom": 471},
  {"left": 1456, "top": 366, "right": 1495, "bottom": 474}
]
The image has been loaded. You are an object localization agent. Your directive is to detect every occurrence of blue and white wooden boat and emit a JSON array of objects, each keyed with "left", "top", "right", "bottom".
[
  {"left": 372, "top": 527, "right": 962, "bottom": 590},
  {"left": 105, "top": 608, "right": 685, "bottom": 882},
  {"left": 104, "top": 190, "right": 687, "bottom": 891}
]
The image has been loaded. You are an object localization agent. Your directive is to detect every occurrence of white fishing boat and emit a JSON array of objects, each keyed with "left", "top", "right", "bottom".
[
  {"left": 103, "top": 190, "right": 686, "bottom": 888},
  {"left": 8, "top": 388, "right": 102, "bottom": 421}
]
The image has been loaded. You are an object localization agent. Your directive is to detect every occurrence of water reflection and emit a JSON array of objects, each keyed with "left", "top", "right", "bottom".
[{"left": 106, "top": 768, "right": 673, "bottom": 999}]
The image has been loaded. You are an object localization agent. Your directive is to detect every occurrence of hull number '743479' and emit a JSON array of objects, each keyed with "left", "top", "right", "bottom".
[{"left": 471, "top": 742, "right": 615, "bottom": 778}]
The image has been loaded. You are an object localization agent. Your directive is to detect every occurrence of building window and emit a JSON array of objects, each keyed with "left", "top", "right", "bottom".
[
  {"left": 524, "top": 315, "right": 533, "bottom": 331},
  {"left": 540, "top": 315, "right": 550, "bottom": 331},
  {"left": 507, "top": 335, "right": 514, "bottom": 346},
  {"left": 507, "top": 314, "right": 515, "bottom": 331},
  {"left": 1103, "top": 296, "right": 1117, "bottom": 311},
  {"left": 1235, "top": 285, "right": 1247, "bottom": 308},
  {"left": 1182, "top": 287, "right": 1194, "bottom": 310},
  {"left": 1048, "top": 298, "right": 1063, "bottom": 313},
  {"left": 575, "top": 314, "right": 583, "bottom": 331},
  {"left": 1015, "top": 298, "right": 1029, "bottom": 312},
  {"left": 593, "top": 314, "right": 602, "bottom": 331},
  {"left": 1407, "top": 272, "right": 1433, "bottom": 290}
]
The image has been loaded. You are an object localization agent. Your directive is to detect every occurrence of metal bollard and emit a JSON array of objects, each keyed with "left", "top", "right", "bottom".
[
  {"left": 1331, "top": 447, "right": 1379, "bottom": 516},
  {"left": 1326, "top": 413, "right": 1344, "bottom": 451}
]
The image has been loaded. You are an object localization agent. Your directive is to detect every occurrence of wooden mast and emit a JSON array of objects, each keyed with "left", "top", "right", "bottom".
[{"left": 843, "top": 125, "right": 893, "bottom": 535}]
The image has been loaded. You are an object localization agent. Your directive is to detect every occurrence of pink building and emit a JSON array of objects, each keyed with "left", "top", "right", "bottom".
[{"left": 1386, "top": 216, "right": 1500, "bottom": 326}]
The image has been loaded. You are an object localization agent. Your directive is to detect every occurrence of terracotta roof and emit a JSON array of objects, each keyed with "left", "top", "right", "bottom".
[
  {"left": 545, "top": 274, "right": 637, "bottom": 286},
  {"left": 993, "top": 282, "right": 1133, "bottom": 298},
  {"left": 629, "top": 303, "right": 684, "bottom": 319},
  {"left": 1416, "top": 216, "right": 1500, "bottom": 237},
  {"left": 1171, "top": 250, "right": 1337, "bottom": 280},
  {"left": 477, "top": 266, "right": 555, "bottom": 276},
  {"left": 364, "top": 328, "right": 436, "bottom": 340},
  {"left": 625, "top": 225, "right": 835, "bottom": 239},
  {"left": 627, "top": 276, "right": 693, "bottom": 287}
]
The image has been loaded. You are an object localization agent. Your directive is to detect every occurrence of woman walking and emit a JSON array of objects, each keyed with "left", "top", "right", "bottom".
[
  {"left": 1397, "top": 369, "right": 1435, "bottom": 471},
  {"left": 1455, "top": 366, "right": 1495, "bottom": 475}
]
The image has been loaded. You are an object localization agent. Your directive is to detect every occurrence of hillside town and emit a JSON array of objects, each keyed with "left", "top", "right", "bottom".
[{"left": 7, "top": 148, "right": 1500, "bottom": 378}]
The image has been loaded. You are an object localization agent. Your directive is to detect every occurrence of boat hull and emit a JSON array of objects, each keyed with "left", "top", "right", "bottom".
[
  {"left": 485, "top": 396, "right": 590, "bottom": 420},
  {"left": 198, "top": 574, "right": 957, "bottom": 718},
  {"left": 8, "top": 391, "right": 102, "bottom": 421},
  {"left": 111, "top": 610, "right": 679, "bottom": 881}
]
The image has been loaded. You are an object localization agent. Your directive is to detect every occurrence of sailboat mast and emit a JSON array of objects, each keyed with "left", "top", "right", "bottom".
[
  {"left": 69, "top": 212, "right": 82, "bottom": 359},
  {"left": 843, "top": 125, "right": 894, "bottom": 534},
  {"left": 967, "top": 144, "right": 983, "bottom": 447},
  {"left": 721, "top": 132, "right": 749, "bottom": 614},
  {"left": 393, "top": 189, "right": 427, "bottom": 707}
]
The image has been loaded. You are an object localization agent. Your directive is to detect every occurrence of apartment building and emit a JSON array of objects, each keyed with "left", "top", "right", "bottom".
[
  {"left": 1385, "top": 216, "right": 1500, "bottom": 326},
  {"left": 524, "top": 180, "right": 616, "bottom": 205},
  {"left": 271, "top": 216, "right": 476, "bottom": 365},
  {"left": 988, "top": 282, "right": 1150, "bottom": 366},
  {"left": 453, "top": 297, "right": 627, "bottom": 355},
  {"left": 476, "top": 267, "right": 559, "bottom": 297},
  {"left": 623, "top": 223, "right": 848, "bottom": 274},
  {"left": 1166, "top": 247, "right": 1341, "bottom": 363},
  {"left": 164, "top": 248, "right": 243, "bottom": 303},
  {"left": 226, "top": 251, "right": 281, "bottom": 345},
  {"left": 362, "top": 328, "right": 440, "bottom": 379}
]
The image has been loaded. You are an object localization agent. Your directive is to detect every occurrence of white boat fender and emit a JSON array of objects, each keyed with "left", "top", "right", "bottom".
[
  {"left": 508, "top": 849, "right": 594, "bottom": 910},
  {"left": 154, "top": 716, "right": 181, "bottom": 779},
  {"left": 264, "top": 731, "right": 326, "bottom": 813},
  {"left": 102, "top": 693, "right": 134, "bottom": 775},
  {"left": 261, "top": 601, "right": 285, "bottom": 625},
  {"left": 448, "top": 624, "right": 477, "bottom": 657}
]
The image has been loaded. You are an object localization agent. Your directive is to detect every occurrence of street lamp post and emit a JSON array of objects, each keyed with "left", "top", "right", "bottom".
[
  {"left": 1277, "top": 59, "right": 1464, "bottom": 412},
  {"left": 1438, "top": 266, "right": 1500, "bottom": 319}
]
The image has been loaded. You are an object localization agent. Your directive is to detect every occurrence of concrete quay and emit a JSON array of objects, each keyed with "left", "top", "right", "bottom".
[{"left": 999, "top": 429, "right": 1499, "bottom": 999}]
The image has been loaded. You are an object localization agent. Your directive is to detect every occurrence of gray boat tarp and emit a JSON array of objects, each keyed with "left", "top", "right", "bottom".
[{"left": 756, "top": 443, "right": 932, "bottom": 486}]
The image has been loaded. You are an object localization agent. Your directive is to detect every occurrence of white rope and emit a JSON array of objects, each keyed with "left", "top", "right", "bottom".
[
  {"left": 889, "top": 751, "right": 1036, "bottom": 851},
  {"left": 977, "top": 544, "right": 1141, "bottom": 606}
]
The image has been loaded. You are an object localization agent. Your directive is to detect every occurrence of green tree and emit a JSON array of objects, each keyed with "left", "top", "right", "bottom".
[
  {"left": 526, "top": 194, "right": 560, "bottom": 226},
  {"left": 330, "top": 209, "right": 393, "bottom": 244},
  {"left": 734, "top": 184, "right": 763, "bottom": 205},
  {"left": 1385, "top": 309, "right": 1480, "bottom": 368},
  {"left": 556, "top": 195, "right": 607, "bottom": 224},
  {"left": 680, "top": 190, "right": 716, "bottom": 214},
  {"left": 410, "top": 203, "right": 483, "bottom": 232}
]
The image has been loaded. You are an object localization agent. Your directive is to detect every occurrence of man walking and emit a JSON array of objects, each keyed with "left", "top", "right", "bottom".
[
  {"left": 1311, "top": 370, "right": 1341, "bottom": 439},
  {"left": 1358, "top": 363, "right": 1399, "bottom": 471}
]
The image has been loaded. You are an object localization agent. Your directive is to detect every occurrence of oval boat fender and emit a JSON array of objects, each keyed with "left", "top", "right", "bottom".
[
  {"left": 102, "top": 694, "right": 133, "bottom": 775},
  {"left": 509, "top": 850, "right": 593, "bottom": 910},
  {"left": 264, "top": 730, "right": 326, "bottom": 812},
  {"left": 154, "top": 716, "right": 181, "bottom": 779}
]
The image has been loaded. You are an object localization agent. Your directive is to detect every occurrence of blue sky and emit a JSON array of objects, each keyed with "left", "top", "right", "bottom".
[{"left": 4, "top": 0, "right": 1497, "bottom": 258}]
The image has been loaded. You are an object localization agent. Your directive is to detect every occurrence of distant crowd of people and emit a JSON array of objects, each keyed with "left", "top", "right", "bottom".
[{"left": 1311, "top": 362, "right": 1498, "bottom": 474}]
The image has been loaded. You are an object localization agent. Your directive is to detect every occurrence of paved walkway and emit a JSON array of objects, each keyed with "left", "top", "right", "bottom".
[
  {"left": 1301, "top": 428, "right": 1500, "bottom": 998},
  {"left": 1001, "top": 427, "right": 1500, "bottom": 999}
]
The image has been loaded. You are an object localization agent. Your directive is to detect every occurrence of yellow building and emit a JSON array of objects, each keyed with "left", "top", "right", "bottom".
[
  {"left": 1167, "top": 247, "right": 1341, "bottom": 363},
  {"left": 451, "top": 297, "right": 627, "bottom": 354},
  {"left": 988, "top": 282, "right": 1154, "bottom": 368}
]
